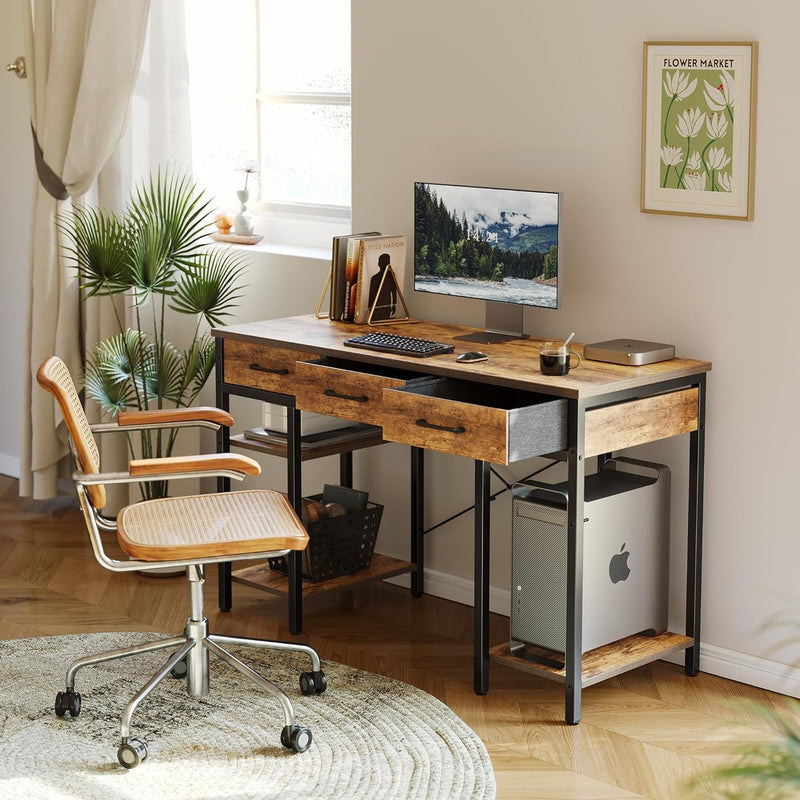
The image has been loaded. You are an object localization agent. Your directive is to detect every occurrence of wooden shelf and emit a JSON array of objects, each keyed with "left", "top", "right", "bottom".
[
  {"left": 230, "top": 425, "right": 385, "bottom": 462},
  {"left": 231, "top": 553, "right": 415, "bottom": 598},
  {"left": 489, "top": 631, "right": 693, "bottom": 687}
]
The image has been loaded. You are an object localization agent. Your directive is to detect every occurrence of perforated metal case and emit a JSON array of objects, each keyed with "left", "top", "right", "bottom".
[{"left": 510, "top": 458, "right": 670, "bottom": 657}]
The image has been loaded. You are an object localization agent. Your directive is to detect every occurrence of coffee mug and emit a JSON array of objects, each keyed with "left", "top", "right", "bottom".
[{"left": 539, "top": 342, "right": 581, "bottom": 376}]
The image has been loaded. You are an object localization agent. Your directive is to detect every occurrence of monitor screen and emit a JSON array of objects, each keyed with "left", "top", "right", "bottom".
[{"left": 413, "top": 182, "right": 560, "bottom": 314}]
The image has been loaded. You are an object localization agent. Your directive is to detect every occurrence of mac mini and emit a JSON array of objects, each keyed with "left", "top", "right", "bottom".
[{"left": 584, "top": 339, "right": 675, "bottom": 365}]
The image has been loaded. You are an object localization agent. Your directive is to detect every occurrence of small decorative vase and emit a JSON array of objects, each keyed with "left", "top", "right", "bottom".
[{"left": 233, "top": 189, "right": 255, "bottom": 236}]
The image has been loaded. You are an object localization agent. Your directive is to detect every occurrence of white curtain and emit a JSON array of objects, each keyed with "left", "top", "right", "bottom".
[{"left": 19, "top": 0, "right": 151, "bottom": 499}]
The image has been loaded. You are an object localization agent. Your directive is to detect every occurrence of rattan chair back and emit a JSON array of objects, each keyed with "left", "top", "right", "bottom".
[{"left": 37, "top": 356, "right": 106, "bottom": 510}]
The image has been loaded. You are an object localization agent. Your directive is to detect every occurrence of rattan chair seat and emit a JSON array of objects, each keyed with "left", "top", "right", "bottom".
[{"left": 117, "top": 489, "right": 308, "bottom": 561}]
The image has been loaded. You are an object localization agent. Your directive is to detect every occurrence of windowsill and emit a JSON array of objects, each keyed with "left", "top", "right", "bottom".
[
  {"left": 225, "top": 208, "right": 351, "bottom": 259},
  {"left": 214, "top": 238, "right": 331, "bottom": 262},
  {"left": 208, "top": 207, "right": 354, "bottom": 263}
]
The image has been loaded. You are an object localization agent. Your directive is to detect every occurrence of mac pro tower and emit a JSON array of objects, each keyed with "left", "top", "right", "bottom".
[{"left": 510, "top": 458, "right": 670, "bottom": 662}]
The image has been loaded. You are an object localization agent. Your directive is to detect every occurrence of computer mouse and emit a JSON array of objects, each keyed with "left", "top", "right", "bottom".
[{"left": 457, "top": 351, "right": 489, "bottom": 363}]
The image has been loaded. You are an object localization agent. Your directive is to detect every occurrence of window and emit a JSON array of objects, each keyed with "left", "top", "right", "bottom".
[
  {"left": 185, "top": 0, "right": 351, "bottom": 230},
  {"left": 257, "top": 1, "right": 351, "bottom": 213}
]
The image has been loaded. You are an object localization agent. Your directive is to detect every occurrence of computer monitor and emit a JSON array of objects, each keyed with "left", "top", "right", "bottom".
[{"left": 413, "top": 181, "right": 560, "bottom": 343}]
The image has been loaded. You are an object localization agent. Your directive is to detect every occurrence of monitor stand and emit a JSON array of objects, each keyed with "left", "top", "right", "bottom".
[{"left": 454, "top": 301, "right": 528, "bottom": 344}]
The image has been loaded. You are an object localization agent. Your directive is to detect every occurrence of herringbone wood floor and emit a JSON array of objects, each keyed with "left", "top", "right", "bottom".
[{"left": 0, "top": 475, "right": 792, "bottom": 799}]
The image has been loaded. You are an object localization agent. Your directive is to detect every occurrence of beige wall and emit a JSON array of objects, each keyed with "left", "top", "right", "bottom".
[{"left": 351, "top": 0, "right": 800, "bottom": 694}]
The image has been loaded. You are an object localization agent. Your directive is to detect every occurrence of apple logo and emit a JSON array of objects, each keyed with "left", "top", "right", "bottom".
[{"left": 609, "top": 543, "right": 631, "bottom": 584}]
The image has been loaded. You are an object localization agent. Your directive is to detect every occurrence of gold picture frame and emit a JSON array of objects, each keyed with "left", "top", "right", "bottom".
[{"left": 641, "top": 41, "right": 758, "bottom": 220}]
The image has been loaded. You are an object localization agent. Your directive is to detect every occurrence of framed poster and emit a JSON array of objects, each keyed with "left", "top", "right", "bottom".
[{"left": 641, "top": 41, "right": 758, "bottom": 220}]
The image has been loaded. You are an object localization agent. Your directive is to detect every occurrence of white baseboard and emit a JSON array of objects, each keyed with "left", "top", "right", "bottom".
[
  {"left": 386, "top": 564, "right": 513, "bottom": 617},
  {"left": 385, "top": 567, "right": 800, "bottom": 699},
  {"left": 662, "top": 642, "right": 800, "bottom": 699},
  {"left": 0, "top": 454, "right": 20, "bottom": 479}
]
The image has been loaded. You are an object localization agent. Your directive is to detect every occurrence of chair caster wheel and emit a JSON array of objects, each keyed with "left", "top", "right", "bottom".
[
  {"left": 299, "top": 670, "right": 327, "bottom": 695},
  {"left": 281, "top": 724, "right": 312, "bottom": 753},
  {"left": 118, "top": 737, "right": 148, "bottom": 769},
  {"left": 55, "top": 689, "right": 81, "bottom": 717},
  {"left": 170, "top": 658, "right": 187, "bottom": 679}
]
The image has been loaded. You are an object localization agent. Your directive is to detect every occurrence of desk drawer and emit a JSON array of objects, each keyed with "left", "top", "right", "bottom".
[
  {"left": 223, "top": 340, "right": 316, "bottom": 394},
  {"left": 294, "top": 358, "right": 421, "bottom": 426},
  {"left": 382, "top": 378, "right": 567, "bottom": 464}
]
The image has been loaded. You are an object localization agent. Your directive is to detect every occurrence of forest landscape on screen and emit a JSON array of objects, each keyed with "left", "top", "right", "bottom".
[{"left": 413, "top": 182, "right": 560, "bottom": 309}]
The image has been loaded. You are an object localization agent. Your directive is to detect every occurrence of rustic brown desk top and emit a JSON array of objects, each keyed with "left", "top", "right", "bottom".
[{"left": 213, "top": 315, "right": 711, "bottom": 400}]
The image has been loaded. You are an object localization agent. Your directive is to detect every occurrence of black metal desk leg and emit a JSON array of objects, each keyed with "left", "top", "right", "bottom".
[
  {"left": 474, "top": 459, "right": 491, "bottom": 695},
  {"left": 287, "top": 405, "right": 303, "bottom": 634},
  {"left": 685, "top": 374, "right": 706, "bottom": 676},
  {"left": 215, "top": 342, "right": 233, "bottom": 612},
  {"left": 339, "top": 451, "right": 353, "bottom": 488},
  {"left": 565, "top": 399, "right": 586, "bottom": 724},
  {"left": 410, "top": 446, "right": 424, "bottom": 597}
]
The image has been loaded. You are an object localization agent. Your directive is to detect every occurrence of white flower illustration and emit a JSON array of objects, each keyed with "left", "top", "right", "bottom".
[
  {"left": 703, "top": 71, "right": 735, "bottom": 113},
  {"left": 676, "top": 107, "right": 706, "bottom": 139},
  {"left": 706, "top": 146, "right": 731, "bottom": 171},
  {"left": 687, "top": 151, "right": 702, "bottom": 171},
  {"left": 663, "top": 70, "right": 697, "bottom": 101},
  {"left": 660, "top": 145, "right": 683, "bottom": 166},
  {"left": 683, "top": 171, "right": 707, "bottom": 191},
  {"left": 717, "top": 171, "right": 732, "bottom": 192},
  {"left": 705, "top": 112, "right": 729, "bottom": 140}
]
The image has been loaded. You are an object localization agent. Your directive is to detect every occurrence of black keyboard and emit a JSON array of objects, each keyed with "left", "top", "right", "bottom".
[{"left": 343, "top": 331, "right": 455, "bottom": 358}]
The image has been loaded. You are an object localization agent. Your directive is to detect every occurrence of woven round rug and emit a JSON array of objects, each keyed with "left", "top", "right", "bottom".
[{"left": 0, "top": 633, "right": 495, "bottom": 800}]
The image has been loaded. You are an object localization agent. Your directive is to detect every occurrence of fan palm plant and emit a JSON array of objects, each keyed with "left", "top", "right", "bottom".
[
  {"left": 60, "top": 169, "right": 247, "bottom": 498},
  {"left": 690, "top": 616, "right": 800, "bottom": 798},
  {"left": 691, "top": 701, "right": 800, "bottom": 799}
]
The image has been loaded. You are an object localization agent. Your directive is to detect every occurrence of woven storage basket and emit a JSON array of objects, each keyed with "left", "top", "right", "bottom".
[{"left": 269, "top": 494, "right": 383, "bottom": 582}]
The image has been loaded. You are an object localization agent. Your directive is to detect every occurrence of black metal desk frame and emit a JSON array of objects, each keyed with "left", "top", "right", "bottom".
[{"left": 215, "top": 339, "right": 706, "bottom": 725}]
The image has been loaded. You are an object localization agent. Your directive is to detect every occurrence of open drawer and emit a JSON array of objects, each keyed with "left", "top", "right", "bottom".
[
  {"left": 294, "top": 357, "right": 424, "bottom": 427},
  {"left": 382, "top": 378, "right": 567, "bottom": 464}
]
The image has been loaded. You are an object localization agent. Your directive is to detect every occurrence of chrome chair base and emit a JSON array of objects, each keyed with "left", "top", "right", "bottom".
[{"left": 54, "top": 566, "right": 326, "bottom": 768}]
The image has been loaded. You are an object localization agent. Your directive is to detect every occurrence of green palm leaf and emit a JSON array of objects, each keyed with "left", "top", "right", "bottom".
[
  {"left": 127, "top": 168, "right": 215, "bottom": 270},
  {"left": 145, "top": 341, "right": 185, "bottom": 405},
  {"left": 84, "top": 364, "right": 137, "bottom": 415},
  {"left": 59, "top": 205, "right": 132, "bottom": 297},
  {"left": 182, "top": 334, "right": 216, "bottom": 401},
  {"left": 84, "top": 341, "right": 141, "bottom": 415},
  {"left": 93, "top": 329, "right": 155, "bottom": 407},
  {"left": 691, "top": 701, "right": 800, "bottom": 799},
  {"left": 127, "top": 223, "right": 176, "bottom": 301},
  {"left": 170, "top": 248, "right": 247, "bottom": 326}
]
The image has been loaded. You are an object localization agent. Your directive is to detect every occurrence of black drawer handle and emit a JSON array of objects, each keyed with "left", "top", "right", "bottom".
[
  {"left": 415, "top": 419, "right": 466, "bottom": 434},
  {"left": 249, "top": 363, "right": 289, "bottom": 376},
  {"left": 324, "top": 388, "right": 369, "bottom": 403}
]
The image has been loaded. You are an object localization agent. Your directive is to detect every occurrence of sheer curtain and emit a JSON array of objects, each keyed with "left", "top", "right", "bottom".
[{"left": 19, "top": 0, "right": 191, "bottom": 500}]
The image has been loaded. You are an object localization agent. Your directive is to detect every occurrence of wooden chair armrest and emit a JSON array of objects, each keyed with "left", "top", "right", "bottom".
[
  {"left": 129, "top": 453, "right": 261, "bottom": 478},
  {"left": 117, "top": 407, "right": 235, "bottom": 428}
]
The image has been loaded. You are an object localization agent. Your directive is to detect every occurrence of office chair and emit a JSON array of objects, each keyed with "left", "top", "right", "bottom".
[{"left": 37, "top": 356, "right": 327, "bottom": 769}]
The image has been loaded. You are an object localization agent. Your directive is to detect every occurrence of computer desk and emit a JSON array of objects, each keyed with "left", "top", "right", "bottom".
[{"left": 212, "top": 314, "right": 710, "bottom": 724}]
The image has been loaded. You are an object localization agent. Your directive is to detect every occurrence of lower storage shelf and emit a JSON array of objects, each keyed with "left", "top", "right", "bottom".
[
  {"left": 489, "top": 631, "right": 693, "bottom": 688},
  {"left": 231, "top": 553, "right": 415, "bottom": 598},
  {"left": 230, "top": 424, "right": 385, "bottom": 462}
]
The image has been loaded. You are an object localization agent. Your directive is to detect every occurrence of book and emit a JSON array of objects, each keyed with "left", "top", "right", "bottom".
[
  {"left": 343, "top": 236, "right": 381, "bottom": 322},
  {"left": 343, "top": 236, "right": 360, "bottom": 322},
  {"left": 353, "top": 235, "right": 407, "bottom": 323},
  {"left": 330, "top": 231, "right": 380, "bottom": 320},
  {"left": 321, "top": 483, "right": 369, "bottom": 513}
]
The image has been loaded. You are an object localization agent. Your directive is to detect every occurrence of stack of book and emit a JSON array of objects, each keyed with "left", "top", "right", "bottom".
[{"left": 329, "top": 232, "right": 407, "bottom": 323}]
